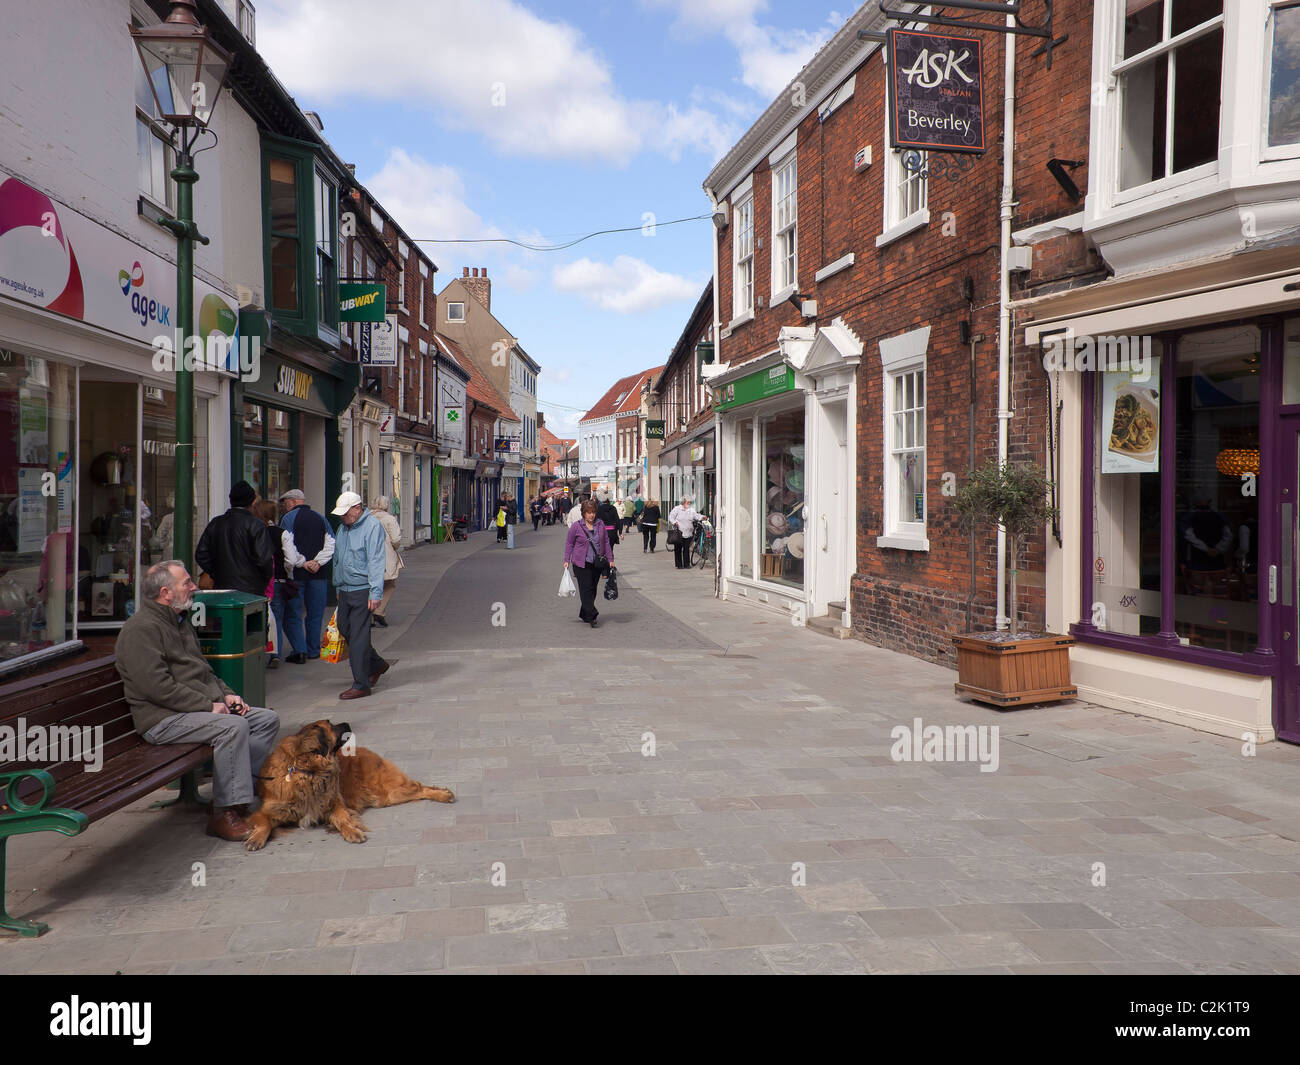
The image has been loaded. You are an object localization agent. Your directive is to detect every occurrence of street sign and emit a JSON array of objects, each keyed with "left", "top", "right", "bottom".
[
  {"left": 887, "top": 28, "right": 985, "bottom": 154},
  {"left": 361, "top": 314, "right": 398, "bottom": 366},
  {"left": 339, "top": 283, "right": 386, "bottom": 323},
  {"left": 645, "top": 420, "right": 666, "bottom": 439}
]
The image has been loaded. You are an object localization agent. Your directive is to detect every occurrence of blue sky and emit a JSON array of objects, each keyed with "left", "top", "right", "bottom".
[{"left": 255, "top": 0, "right": 847, "bottom": 437}]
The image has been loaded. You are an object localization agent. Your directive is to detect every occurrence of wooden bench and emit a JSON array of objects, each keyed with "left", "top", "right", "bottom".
[{"left": 0, "top": 656, "right": 211, "bottom": 937}]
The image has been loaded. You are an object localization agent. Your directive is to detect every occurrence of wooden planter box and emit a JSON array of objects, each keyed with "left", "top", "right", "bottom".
[{"left": 952, "top": 632, "right": 1077, "bottom": 708}]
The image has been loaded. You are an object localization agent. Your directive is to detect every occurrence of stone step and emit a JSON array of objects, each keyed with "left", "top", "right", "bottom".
[{"left": 806, "top": 614, "right": 851, "bottom": 640}]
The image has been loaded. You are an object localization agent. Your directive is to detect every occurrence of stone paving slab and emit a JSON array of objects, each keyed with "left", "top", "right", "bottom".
[{"left": 3, "top": 526, "right": 1300, "bottom": 974}]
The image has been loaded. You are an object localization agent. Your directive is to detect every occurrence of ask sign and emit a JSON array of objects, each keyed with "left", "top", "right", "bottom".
[{"left": 887, "top": 28, "right": 985, "bottom": 154}]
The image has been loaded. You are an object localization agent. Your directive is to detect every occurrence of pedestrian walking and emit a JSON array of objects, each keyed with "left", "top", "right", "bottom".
[
  {"left": 251, "top": 499, "right": 285, "bottom": 668},
  {"left": 195, "top": 480, "right": 275, "bottom": 597},
  {"left": 640, "top": 498, "right": 662, "bottom": 553},
  {"left": 330, "top": 491, "right": 390, "bottom": 701},
  {"left": 563, "top": 497, "right": 613, "bottom": 627},
  {"left": 567, "top": 494, "right": 585, "bottom": 527},
  {"left": 622, "top": 496, "right": 637, "bottom": 533},
  {"left": 531, "top": 496, "right": 542, "bottom": 531},
  {"left": 496, "top": 500, "right": 508, "bottom": 543},
  {"left": 668, "top": 496, "right": 702, "bottom": 569},
  {"left": 634, "top": 495, "right": 645, "bottom": 528},
  {"left": 278, "top": 488, "right": 335, "bottom": 660},
  {"left": 596, "top": 494, "right": 622, "bottom": 546},
  {"left": 369, "top": 495, "right": 404, "bottom": 628}
]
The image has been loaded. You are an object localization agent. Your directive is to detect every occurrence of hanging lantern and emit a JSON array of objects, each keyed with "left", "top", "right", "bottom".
[{"left": 1215, "top": 448, "right": 1260, "bottom": 477}]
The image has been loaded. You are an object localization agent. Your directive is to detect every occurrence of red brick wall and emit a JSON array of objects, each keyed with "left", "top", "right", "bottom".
[{"left": 712, "top": 0, "right": 1098, "bottom": 665}]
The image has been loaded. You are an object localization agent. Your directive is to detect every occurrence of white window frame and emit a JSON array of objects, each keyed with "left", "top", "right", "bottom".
[
  {"left": 731, "top": 186, "right": 755, "bottom": 325},
  {"left": 398, "top": 262, "right": 408, "bottom": 312},
  {"left": 419, "top": 277, "right": 427, "bottom": 326},
  {"left": 1103, "top": 0, "right": 1225, "bottom": 205},
  {"left": 1262, "top": 1, "right": 1300, "bottom": 161},
  {"left": 877, "top": 127, "right": 928, "bottom": 247},
  {"left": 770, "top": 150, "right": 798, "bottom": 303},
  {"left": 447, "top": 301, "right": 465, "bottom": 322},
  {"left": 877, "top": 327, "right": 930, "bottom": 551}
]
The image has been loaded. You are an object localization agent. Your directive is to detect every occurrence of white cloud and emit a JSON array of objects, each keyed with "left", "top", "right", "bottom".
[
  {"left": 552, "top": 255, "right": 699, "bottom": 314},
  {"left": 361, "top": 149, "right": 503, "bottom": 245},
  {"left": 646, "top": 0, "right": 841, "bottom": 99},
  {"left": 256, "top": 0, "right": 721, "bottom": 165},
  {"left": 503, "top": 264, "right": 542, "bottom": 291},
  {"left": 547, "top": 367, "right": 573, "bottom": 384}
]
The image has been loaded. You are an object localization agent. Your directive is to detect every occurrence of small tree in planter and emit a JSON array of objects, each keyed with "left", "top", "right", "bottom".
[{"left": 949, "top": 459, "right": 1076, "bottom": 707}]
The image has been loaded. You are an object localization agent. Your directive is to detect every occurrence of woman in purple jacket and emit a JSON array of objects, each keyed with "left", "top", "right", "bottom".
[{"left": 564, "top": 498, "right": 614, "bottom": 627}]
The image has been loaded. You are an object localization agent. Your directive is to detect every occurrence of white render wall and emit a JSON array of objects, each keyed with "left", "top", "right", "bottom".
[{"left": 1, "top": 0, "right": 257, "bottom": 302}]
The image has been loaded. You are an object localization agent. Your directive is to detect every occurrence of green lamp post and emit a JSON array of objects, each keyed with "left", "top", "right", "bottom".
[{"left": 131, "top": 0, "right": 232, "bottom": 573}]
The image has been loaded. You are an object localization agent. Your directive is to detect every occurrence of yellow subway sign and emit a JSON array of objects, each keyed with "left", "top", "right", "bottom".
[{"left": 339, "top": 283, "right": 387, "bottom": 323}]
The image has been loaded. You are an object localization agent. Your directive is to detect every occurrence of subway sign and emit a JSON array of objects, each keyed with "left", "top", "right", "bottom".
[{"left": 339, "top": 283, "right": 387, "bottom": 322}]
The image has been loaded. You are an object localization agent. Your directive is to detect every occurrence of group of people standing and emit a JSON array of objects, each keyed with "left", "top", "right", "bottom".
[{"left": 192, "top": 480, "right": 402, "bottom": 700}]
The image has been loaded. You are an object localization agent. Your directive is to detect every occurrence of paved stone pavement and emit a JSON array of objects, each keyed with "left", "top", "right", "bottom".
[{"left": 3, "top": 523, "right": 1300, "bottom": 975}]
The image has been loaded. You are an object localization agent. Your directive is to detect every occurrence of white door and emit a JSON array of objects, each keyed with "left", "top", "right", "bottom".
[{"left": 813, "top": 398, "right": 849, "bottom": 615}]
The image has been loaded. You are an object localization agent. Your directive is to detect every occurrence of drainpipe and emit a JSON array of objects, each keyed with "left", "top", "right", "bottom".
[
  {"left": 996, "top": 15, "right": 1016, "bottom": 630},
  {"left": 707, "top": 186, "right": 723, "bottom": 597}
]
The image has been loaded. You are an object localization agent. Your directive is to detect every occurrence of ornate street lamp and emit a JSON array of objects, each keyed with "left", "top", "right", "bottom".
[{"left": 131, "top": 0, "right": 232, "bottom": 572}]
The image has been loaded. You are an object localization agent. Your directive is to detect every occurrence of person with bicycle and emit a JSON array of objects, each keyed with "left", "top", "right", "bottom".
[{"left": 667, "top": 496, "right": 702, "bottom": 569}]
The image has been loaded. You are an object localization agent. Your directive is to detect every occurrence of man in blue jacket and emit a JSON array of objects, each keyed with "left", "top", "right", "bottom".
[{"left": 330, "top": 491, "right": 390, "bottom": 700}]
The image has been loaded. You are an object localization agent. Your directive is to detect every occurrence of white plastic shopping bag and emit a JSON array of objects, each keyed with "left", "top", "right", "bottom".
[{"left": 558, "top": 568, "right": 577, "bottom": 597}]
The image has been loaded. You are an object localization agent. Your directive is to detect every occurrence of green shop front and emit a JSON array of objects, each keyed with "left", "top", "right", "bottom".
[
  {"left": 233, "top": 334, "right": 352, "bottom": 511},
  {"left": 710, "top": 322, "right": 860, "bottom": 628}
]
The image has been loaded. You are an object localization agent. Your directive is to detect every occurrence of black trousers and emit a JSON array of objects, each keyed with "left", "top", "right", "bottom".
[
  {"left": 533, "top": 515, "right": 541, "bottom": 530},
  {"left": 574, "top": 564, "right": 600, "bottom": 622},
  {"left": 674, "top": 537, "right": 690, "bottom": 568},
  {"left": 642, "top": 525, "right": 657, "bottom": 551},
  {"left": 497, "top": 525, "right": 507, "bottom": 541},
  {"left": 337, "top": 588, "right": 386, "bottom": 692}
]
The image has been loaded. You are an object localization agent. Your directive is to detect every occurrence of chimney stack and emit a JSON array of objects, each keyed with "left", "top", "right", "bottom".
[{"left": 462, "top": 266, "right": 491, "bottom": 313}]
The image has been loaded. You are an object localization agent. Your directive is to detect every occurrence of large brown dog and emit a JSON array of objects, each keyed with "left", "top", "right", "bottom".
[{"left": 244, "top": 719, "right": 455, "bottom": 851}]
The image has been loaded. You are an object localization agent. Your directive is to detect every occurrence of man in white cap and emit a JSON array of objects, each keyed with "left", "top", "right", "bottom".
[
  {"left": 278, "top": 488, "right": 335, "bottom": 662},
  {"left": 330, "top": 491, "right": 389, "bottom": 700}
]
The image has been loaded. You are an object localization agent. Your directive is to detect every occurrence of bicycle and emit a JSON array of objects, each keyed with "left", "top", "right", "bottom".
[{"left": 689, "top": 517, "right": 714, "bottom": 569}]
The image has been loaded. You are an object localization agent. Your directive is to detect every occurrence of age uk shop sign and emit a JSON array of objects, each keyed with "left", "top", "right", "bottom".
[{"left": 887, "top": 28, "right": 985, "bottom": 154}]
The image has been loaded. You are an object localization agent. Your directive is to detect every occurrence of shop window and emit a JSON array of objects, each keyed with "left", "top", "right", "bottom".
[
  {"left": 1269, "top": 2, "right": 1300, "bottom": 148},
  {"left": 0, "top": 354, "right": 76, "bottom": 660},
  {"left": 732, "top": 194, "right": 754, "bottom": 320},
  {"left": 1172, "top": 326, "right": 1259, "bottom": 651},
  {"left": 268, "top": 157, "right": 299, "bottom": 313},
  {"left": 1092, "top": 339, "right": 1166, "bottom": 637},
  {"left": 1115, "top": 0, "right": 1223, "bottom": 192},
  {"left": 314, "top": 169, "right": 337, "bottom": 328},
  {"left": 759, "top": 411, "right": 805, "bottom": 587},
  {"left": 243, "top": 402, "right": 295, "bottom": 502}
]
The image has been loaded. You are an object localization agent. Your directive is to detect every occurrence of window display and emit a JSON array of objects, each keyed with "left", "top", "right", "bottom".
[
  {"left": 0, "top": 353, "right": 76, "bottom": 659},
  {"left": 760, "top": 410, "right": 805, "bottom": 588}
]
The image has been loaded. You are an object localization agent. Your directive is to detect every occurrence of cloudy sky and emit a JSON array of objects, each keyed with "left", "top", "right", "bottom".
[{"left": 255, "top": 0, "right": 846, "bottom": 437}]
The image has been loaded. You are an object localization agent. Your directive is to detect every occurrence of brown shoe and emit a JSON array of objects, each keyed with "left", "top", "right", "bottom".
[
  {"left": 368, "top": 660, "right": 391, "bottom": 687},
  {"left": 206, "top": 808, "right": 252, "bottom": 842},
  {"left": 339, "top": 687, "right": 371, "bottom": 700}
]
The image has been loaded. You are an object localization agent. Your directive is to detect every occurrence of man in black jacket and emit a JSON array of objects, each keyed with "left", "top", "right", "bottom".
[{"left": 195, "top": 480, "right": 274, "bottom": 597}]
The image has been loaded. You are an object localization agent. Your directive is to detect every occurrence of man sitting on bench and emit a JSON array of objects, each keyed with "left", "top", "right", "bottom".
[{"left": 116, "top": 561, "right": 280, "bottom": 842}]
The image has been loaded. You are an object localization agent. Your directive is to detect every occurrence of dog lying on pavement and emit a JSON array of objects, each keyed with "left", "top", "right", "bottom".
[{"left": 244, "top": 719, "right": 455, "bottom": 851}]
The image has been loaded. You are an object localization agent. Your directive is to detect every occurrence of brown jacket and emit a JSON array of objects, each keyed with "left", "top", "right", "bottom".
[{"left": 116, "top": 598, "right": 234, "bottom": 735}]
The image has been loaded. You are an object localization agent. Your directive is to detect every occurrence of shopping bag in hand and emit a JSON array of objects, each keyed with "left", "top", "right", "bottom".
[
  {"left": 603, "top": 567, "right": 619, "bottom": 601},
  {"left": 322, "top": 608, "right": 348, "bottom": 663},
  {"left": 559, "top": 568, "right": 577, "bottom": 597}
]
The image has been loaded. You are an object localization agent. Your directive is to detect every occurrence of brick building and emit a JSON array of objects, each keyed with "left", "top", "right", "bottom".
[
  {"left": 702, "top": 2, "right": 1094, "bottom": 642},
  {"left": 651, "top": 282, "right": 715, "bottom": 514}
]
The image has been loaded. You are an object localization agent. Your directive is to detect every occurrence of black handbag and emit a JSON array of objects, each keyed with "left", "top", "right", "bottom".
[
  {"left": 603, "top": 567, "right": 619, "bottom": 600},
  {"left": 666, "top": 527, "right": 681, "bottom": 545}
]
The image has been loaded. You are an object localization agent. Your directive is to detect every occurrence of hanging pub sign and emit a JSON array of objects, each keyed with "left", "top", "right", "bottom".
[
  {"left": 339, "top": 283, "right": 386, "bottom": 323},
  {"left": 887, "top": 28, "right": 985, "bottom": 154},
  {"left": 360, "top": 314, "right": 398, "bottom": 366}
]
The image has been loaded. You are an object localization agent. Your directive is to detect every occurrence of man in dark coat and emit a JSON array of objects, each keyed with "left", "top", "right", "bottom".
[
  {"left": 195, "top": 480, "right": 274, "bottom": 597},
  {"left": 596, "top": 494, "right": 621, "bottom": 546}
]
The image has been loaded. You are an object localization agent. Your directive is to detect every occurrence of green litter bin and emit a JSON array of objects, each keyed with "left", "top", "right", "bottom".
[{"left": 193, "top": 590, "right": 267, "bottom": 708}]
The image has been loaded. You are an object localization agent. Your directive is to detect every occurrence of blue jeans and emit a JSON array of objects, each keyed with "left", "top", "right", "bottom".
[{"left": 283, "top": 578, "right": 329, "bottom": 656}]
